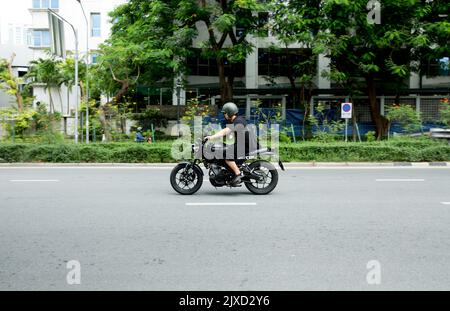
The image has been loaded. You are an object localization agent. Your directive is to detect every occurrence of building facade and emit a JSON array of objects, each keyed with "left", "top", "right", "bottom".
[{"left": 0, "top": 0, "right": 126, "bottom": 114}]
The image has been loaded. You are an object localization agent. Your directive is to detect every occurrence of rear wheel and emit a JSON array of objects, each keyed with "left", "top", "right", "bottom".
[
  {"left": 244, "top": 161, "right": 278, "bottom": 195},
  {"left": 170, "top": 163, "right": 203, "bottom": 195}
]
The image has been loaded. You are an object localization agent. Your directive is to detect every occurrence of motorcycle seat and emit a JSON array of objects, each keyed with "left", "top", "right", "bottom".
[{"left": 246, "top": 147, "right": 274, "bottom": 156}]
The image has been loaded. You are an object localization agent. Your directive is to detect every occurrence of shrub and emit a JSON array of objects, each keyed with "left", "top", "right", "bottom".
[
  {"left": 439, "top": 98, "right": 450, "bottom": 128},
  {"left": 0, "top": 139, "right": 449, "bottom": 163},
  {"left": 386, "top": 104, "right": 422, "bottom": 134}
]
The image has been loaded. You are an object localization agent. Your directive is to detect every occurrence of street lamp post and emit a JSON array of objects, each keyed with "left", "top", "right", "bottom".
[
  {"left": 76, "top": 0, "right": 89, "bottom": 143},
  {"left": 48, "top": 9, "right": 79, "bottom": 144},
  {"left": 176, "top": 79, "right": 182, "bottom": 137}
]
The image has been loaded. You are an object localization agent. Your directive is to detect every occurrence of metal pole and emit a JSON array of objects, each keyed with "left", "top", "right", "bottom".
[
  {"left": 77, "top": 0, "right": 89, "bottom": 143},
  {"left": 151, "top": 123, "right": 155, "bottom": 143},
  {"left": 345, "top": 118, "right": 348, "bottom": 142},
  {"left": 177, "top": 83, "right": 181, "bottom": 137},
  {"left": 49, "top": 9, "right": 78, "bottom": 143},
  {"left": 80, "top": 113, "right": 83, "bottom": 142},
  {"left": 12, "top": 119, "right": 15, "bottom": 143},
  {"left": 74, "top": 29, "right": 79, "bottom": 144}
]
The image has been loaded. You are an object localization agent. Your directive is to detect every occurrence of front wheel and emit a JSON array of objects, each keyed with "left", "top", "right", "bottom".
[
  {"left": 170, "top": 163, "right": 203, "bottom": 195},
  {"left": 244, "top": 161, "right": 278, "bottom": 195}
]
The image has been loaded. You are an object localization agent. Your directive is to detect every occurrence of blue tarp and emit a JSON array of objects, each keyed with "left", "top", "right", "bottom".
[{"left": 204, "top": 108, "right": 442, "bottom": 138}]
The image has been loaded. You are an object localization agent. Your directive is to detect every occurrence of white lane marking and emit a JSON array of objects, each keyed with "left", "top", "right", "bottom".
[
  {"left": 186, "top": 202, "right": 257, "bottom": 206},
  {"left": 0, "top": 166, "right": 175, "bottom": 170},
  {"left": 375, "top": 179, "right": 425, "bottom": 182},
  {"left": 10, "top": 179, "right": 60, "bottom": 182},
  {"left": 441, "top": 202, "right": 450, "bottom": 205}
]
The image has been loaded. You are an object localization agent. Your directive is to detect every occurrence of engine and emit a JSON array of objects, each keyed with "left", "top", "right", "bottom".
[{"left": 209, "top": 164, "right": 229, "bottom": 186}]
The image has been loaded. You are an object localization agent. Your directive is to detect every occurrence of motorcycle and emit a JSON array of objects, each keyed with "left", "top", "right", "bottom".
[{"left": 170, "top": 138, "right": 285, "bottom": 195}]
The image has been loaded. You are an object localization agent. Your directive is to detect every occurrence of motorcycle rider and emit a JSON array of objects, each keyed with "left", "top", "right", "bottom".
[{"left": 204, "top": 102, "right": 253, "bottom": 186}]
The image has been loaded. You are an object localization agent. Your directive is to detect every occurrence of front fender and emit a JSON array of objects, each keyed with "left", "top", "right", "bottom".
[{"left": 176, "top": 162, "right": 204, "bottom": 176}]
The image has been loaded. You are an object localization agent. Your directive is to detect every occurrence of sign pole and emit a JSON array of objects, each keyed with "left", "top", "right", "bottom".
[
  {"left": 345, "top": 119, "right": 348, "bottom": 142},
  {"left": 341, "top": 102, "right": 352, "bottom": 143}
]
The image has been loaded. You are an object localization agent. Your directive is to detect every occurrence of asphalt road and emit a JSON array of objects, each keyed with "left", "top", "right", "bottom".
[{"left": 0, "top": 165, "right": 449, "bottom": 290}]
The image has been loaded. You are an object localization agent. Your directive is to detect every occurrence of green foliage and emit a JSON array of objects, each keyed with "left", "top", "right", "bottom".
[
  {"left": 102, "top": 0, "right": 268, "bottom": 103},
  {"left": 308, "top": 102, "right": 345, "bottom": 142},
  {"left": 0, "top": 104, "right": 62, "bottom": 142},
  {"left": 365, "top": 131, "right": 376, "bottom": 142},
  {"left": 274, "top": 0, "right": 449, "bottom": 138},
  {"left": 439, "top": 98, "right": 450, "bottom": 127},
  {"left": 386, "top": 104, "right": 422, "bottom": 134},
  {"left": 180, "top": 97, "right": 212, "bottom": 138},
  {"left": 0, "top": 57, "right": 33, "bottom": 109},
  {"left": 1, "top": 139, "right": 449, "bottom": 163},
  {"left": 279, "top": 140, "right": 450, "bottom": 162},
  {"left": 132, "top": 107, "right": 168, "bottom": 130},
  {"left": 252, "top": 100, "right": 292, "bottom": 143}
]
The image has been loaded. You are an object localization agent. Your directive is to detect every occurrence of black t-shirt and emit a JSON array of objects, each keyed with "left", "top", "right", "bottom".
[{"left": 226, "top": 116, "right": 257, "bottom": 153}]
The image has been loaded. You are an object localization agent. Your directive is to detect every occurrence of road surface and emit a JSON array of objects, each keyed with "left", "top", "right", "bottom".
[{"left": 0, "top": 165, "right": 449, "bottom": 290}]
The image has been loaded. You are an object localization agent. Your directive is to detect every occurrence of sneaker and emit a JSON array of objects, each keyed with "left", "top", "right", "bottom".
[{"left": 230, "top": 173, "right": 243, "bottom": 186}]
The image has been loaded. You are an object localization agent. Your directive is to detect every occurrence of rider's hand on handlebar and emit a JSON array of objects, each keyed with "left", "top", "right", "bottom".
[{"left": 203, "top": 136, "right": 213, "bottom": 143}]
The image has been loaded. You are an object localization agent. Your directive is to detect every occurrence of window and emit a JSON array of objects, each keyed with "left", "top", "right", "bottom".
[
  {"left": 258, "top": 48, "right": 313, "bottom": 77},
  {"left": 186, "top": 49, "right": 245, "bottom": 77},
  {"left": 33, "top": 30, "right": 50, "bottom": 47},
  {"left": 439, "top": 57, "right": 449, "bottom": 76},
  {"left": 257, "top": 12, "right": 269, "bottom": 37},
  {"left": 422, "top": 56, "right": 450, "bottom": 77},
  {"left": 32, "top": 0, "right": 58, "bottom": 9},
  {"left": 91, "top": 13, "right": 101, "bottom": 37},
  {"left": 91, "top": 54, "right": 98, "bottom": 64}
]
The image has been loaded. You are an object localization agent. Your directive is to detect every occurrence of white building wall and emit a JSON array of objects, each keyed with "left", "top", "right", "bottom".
[{"left": 26, "top": 0, "right": 127, "bottom": 114}]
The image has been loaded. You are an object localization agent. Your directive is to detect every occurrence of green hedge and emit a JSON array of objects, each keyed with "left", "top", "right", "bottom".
[{"left": 0, "top": 139, "right": 449, "bottom": 163}]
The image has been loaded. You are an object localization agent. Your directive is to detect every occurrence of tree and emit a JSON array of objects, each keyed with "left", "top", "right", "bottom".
[
  {"left": 102, "top": 0, "right": 266, "bottom": 105},
  {"left": 270, "top": 0, "right": 322, "bottom": 139},
  {"left": 26, "top": 56, "right": 65, "bottom": 113},
  {"left": 91, "top": 0, "right": 181, "bottom": 139},
  {"left": 0, "top": 54, "right": 29, "bottom": 112},
  {"left": 185, "top": 0, "right": 265, "bottom": 102},
  {"left": 59, "top": 55, "right": 87, "bottom": 115},
  {"left": 272, "top": 0, "right": 449, "bottom": 140}
]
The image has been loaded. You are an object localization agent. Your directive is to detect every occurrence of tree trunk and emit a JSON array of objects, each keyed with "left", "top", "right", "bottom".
[
  {"left": 67, "top": 87, "right": 70, "bottom": 116},
  {"left": 47, "top": 88, "right": 55, "bottom": 114},
  {"left": 350, "top": 96, "right": 357, "bottom": 142},
  {"left": 217, "top": 58, "right": 233, "bottom": 103},
  {"left": 300, "top": 85, "right": 314, "bottom": 140},
  {"left": 79, "top": 81, "right": 85, "bottom": 102},
  {"left": 8, "top": 54, "right": 23, "bottom": 112},
  {"left": 366, "top": 76, "right": 388, "bottom": 140},
  {"left": 57, "top": 88, "right": 63, "bottom": 114},
  {"left": 99, "top": 80, "right": 130, "bottom": 141}
]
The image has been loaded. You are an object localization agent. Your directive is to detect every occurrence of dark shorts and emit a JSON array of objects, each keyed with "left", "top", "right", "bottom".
[{"left": 222, "top": 143, "right": 248, "bottom": 161}]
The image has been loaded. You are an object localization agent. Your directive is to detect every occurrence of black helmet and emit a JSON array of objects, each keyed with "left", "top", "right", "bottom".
[{"left": 221, "top": 102, "right": 238, "bottom": 116}]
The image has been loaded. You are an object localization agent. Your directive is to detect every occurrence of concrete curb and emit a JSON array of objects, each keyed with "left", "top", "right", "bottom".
[{"left": 0, "top": 162, "right": 448, "bottom": 167}]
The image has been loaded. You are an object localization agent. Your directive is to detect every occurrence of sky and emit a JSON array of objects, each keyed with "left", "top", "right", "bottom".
[
  {"left": 0, "top": 0, "right": 32, "bottom": 44},
  {"left": 0, "top": 0, "right": 32, "bottom": 25}
]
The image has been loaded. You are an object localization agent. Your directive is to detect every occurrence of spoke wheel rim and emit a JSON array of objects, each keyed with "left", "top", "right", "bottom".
[
  {"left": 175, "top": 168, "right": 198, "bottom": 190},
  {"left": 249, "top": 167, "right": 272, "bottom": 189}
]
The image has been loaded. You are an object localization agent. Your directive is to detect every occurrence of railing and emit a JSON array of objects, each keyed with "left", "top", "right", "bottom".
[{"left": 430, "top": 128, "right": 450, "bottom": 143}]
